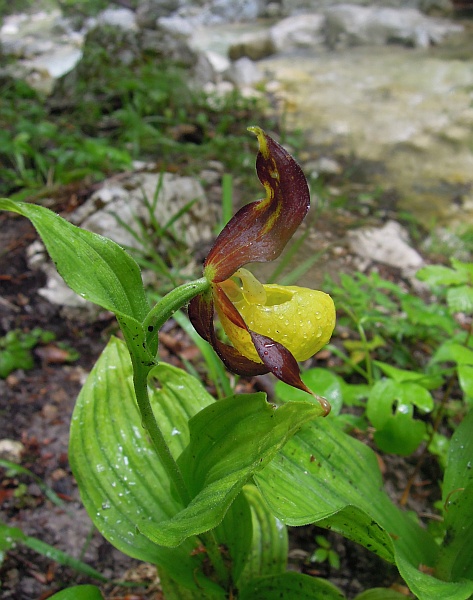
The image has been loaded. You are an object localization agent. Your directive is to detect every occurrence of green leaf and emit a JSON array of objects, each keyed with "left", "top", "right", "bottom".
[
  {"left": 367, "top": 379, "right": 434, "bottom": 430},
  {"left": 0, "top": 521, "right": 108, "bottom": 582},
  {"left": 48, "top": 586, "right": 104, "bottom": 600},
  {"left": 238, "top": 484, "right": 287, "bottom": 586},
  {"left": 354, "top": 588, "right": 414, "bottom": 600},
  {"left": 275, "top": 368, "right": 344, "bottom": 416},
  {"left": 0, "top": 199, "right": 149, "bottom": 322},
  {"left": 395, "top": 551, "right": 473, "bottom": 600},
  {"left": 139, "top": 394, "right": 321, "bottom": 547},
  {"left": 457, "top": 364, "right": 473, "bottom": 398},
  {"left": 366, "top": 379, "right": 433, "bottom": 454},
  {"left": 254, "top": 418, "right": 438, "bottom": 589},
  {"left": 374, "top": 361, "right": 443, "bottom": 390},
  {"left": 212, "top": 490, "right": 253, "bottom": 585},
  {"left": 69, "top": 337, "right": 217, "bottom": 590},
  {"left": 435, "top": 482, "right": 473, "bottom": 582},
  {"left": 416, "top": 265, "right": 468, "bottom": 287},
  {"left": 312, "top": 548, "right": 328, "bottom": 562},
  {"left": 158, "top": 569, "right": 226, "bottom": 600},
  {"left": 373, "top": 412, "right": 426, "bottom": 456},
  {"left": 436, "top": 409, "right": 473, "bottom": 582},
  {"left": 451, "top": 258, "right": 473, "bottom": 281},
  {"left": 447, "top": 285, "right": 473, "bottom": 314},
  {"left": 431, "top": 341, "right": 473, "bottom": 366},
  {"left": 239, "top": 572, "right": 346, "bottom": 600}
]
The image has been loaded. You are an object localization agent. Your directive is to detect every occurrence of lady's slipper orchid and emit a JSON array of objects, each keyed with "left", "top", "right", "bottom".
[{"left": 188, "top": 127, "right": 335, "bottom": 413}]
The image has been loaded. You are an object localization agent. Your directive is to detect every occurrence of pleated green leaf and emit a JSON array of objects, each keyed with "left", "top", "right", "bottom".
[
  {"left": 238, "top": 484, "right": 288, "bottom": 586},
  {"left": 435, "top": 409, "right": 473, "bottom": 583},
  {"left": 354, "top": 589, "right": 411, "bottom": 600},
  {"left": 139, "top": 394, "right": 321, "bottom": 547},
  {"left": 0, "top": 199, "right": 149, "bottom": 321},
  {"left": 395, "top": 551, "right": 473, "bottom": 600},
  {"left": 69, "top": 337, "right": 218, "bottom": 591},
  {"left": 158, "top": 569, "right": 226, "bottom": 600},
  {"left": 48, "top": 586, "right": 104, "bottom": 600},
  {"left": 239, "top": 572, "right": 345, "bottom": 600},
  {"left": 0, "top": 199, "right": 153, "bottom": 360},
  {"left": 212, "top": 490, "right": 253, "bottom": 585},
  {"left": 254, "top": 418, "right": 445, "bottom": 599}
]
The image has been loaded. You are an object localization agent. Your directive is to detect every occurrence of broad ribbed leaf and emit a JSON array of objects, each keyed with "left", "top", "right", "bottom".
[
  {"left": 139, "top": 394, "right": 321, "bottom": 547},
  {"left": 0, "top": 199, "right": 149, "bottom": 322},
  {"left": 158, "top": 569, "right": 226, "bottom": 600},
  {"left": 395, "top": 552, "right": 473, "bottom": 600},
  {"left": 254, "top": 418, "right": 442, "bottom": 599},
  {"left": 48, "top": 586, "right": 104, "bottom": 600},
  {"left": 238, "top": 484, "right": 287, "bottom": 586},
  {"left": 435, "top": 409, "right": 473, "bottom": 582},
  {"left": 239, "top": 572, "right": 345, "bottom": 600},
  {"left": 212, "top": 490, "right": 253, "bottom": 585},
  {"left": 69, "top": 337, "right": 217, "bottom": 591},
  {"left": 354, "top": 589, "right": 413, "bottom": 600},
  {"left": 443, "top": 409, "right": 473, "bottom": 497}
]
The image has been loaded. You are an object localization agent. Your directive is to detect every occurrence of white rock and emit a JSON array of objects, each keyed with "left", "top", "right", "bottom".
[
  {"left": 27, "top": 171, "right": 217, "bottom": 311},
  {"left": 96, "top": 7, "right": 137, "bottom": 31},
  {"left": 75, "top": 172, "right": 215, "bottom": 250},
  {"left": 324, "top": 5, "right": 462, "bottom": 49},
  {"left": 0, "top": 439, "right": 25, "bottom": 463},
  {"left": 270, "top": 13, "right": 325, "bottom": 53},
  {"left": 157, "top": 16, "right": 193, "bottom": 37},
  {"left": 224, "top": 56, "right": 264, "bottom": 87},
  {"left": 204, "top": 50, "right": 231, "bottom": 74},
  {"left": 347, "top": 220, "right": 424, "bottom": 277}
]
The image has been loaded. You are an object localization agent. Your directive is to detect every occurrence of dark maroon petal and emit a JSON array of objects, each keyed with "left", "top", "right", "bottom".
[
  {"left": 250, "top": 331, "right": 331, "bottom": 416},
  {"left": 188, "top": 290, "right": 269, "bottom": 378},
  {"left": 188, "top": 291, "right": 214, "bottom": 342},
  {"left": 211, "top": 340, "right": 270, "bottom": 378},
  {"left": 205, "top": 128, "right": 310, "bottom": 283}
]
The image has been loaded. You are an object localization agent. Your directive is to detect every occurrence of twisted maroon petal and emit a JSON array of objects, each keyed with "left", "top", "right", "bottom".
[{"left": 205, "top": 129, "right": 310, "bottom": 283}]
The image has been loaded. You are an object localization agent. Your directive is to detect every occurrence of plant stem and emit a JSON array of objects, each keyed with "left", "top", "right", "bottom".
[
  {"left": 130, "top": 277, "right": 210, "bottom": 506},
  {"left": 132, "top": 276, "right": 232, "bottom": 583},
  {"left": 143, "top": 276, "right": 210, "bottom": 346},
  {"left": 200, "top": 530, "right": 231, "bottom": 588},
  {"left": 132, "top": 358, "right": 191, "bottom": 506}
]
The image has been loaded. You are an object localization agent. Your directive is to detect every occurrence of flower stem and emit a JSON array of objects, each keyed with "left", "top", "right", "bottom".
[
  {"left": 200, "top": 530, "right": 231, "bottom": 588},
  {"left": 126, "top": 274, "right": 233, "bottom": 585},
  {"left": 132, "top": 357, "right": 191, "bottom": 506},
  {"left": 129, "top": 277, "right": 210, "bottom": 506},
  {"left": 143, "top": 277, "right": 210, "bottom": 341}
]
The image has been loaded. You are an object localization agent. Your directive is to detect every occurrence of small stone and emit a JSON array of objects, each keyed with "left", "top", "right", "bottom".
[
  {"left": 0, "top": 439, "right": 25, "bottom": 463},
  {"left": 42, "top": 403, "right": 58, "bottom": 421},
  {"left": 50, "top": 468, "right": 68, "bottom": 482}
]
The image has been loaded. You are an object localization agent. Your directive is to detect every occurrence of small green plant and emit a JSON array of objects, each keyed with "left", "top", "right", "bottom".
[
  {"left": 318, "top": 270, "right": 470, "bottom": 456},
  {"left": 310, "top": 535, "right": 341, "bottom": 570},
  {"left": 0, "top": 327, "right": 55, "bottom": 378}
]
